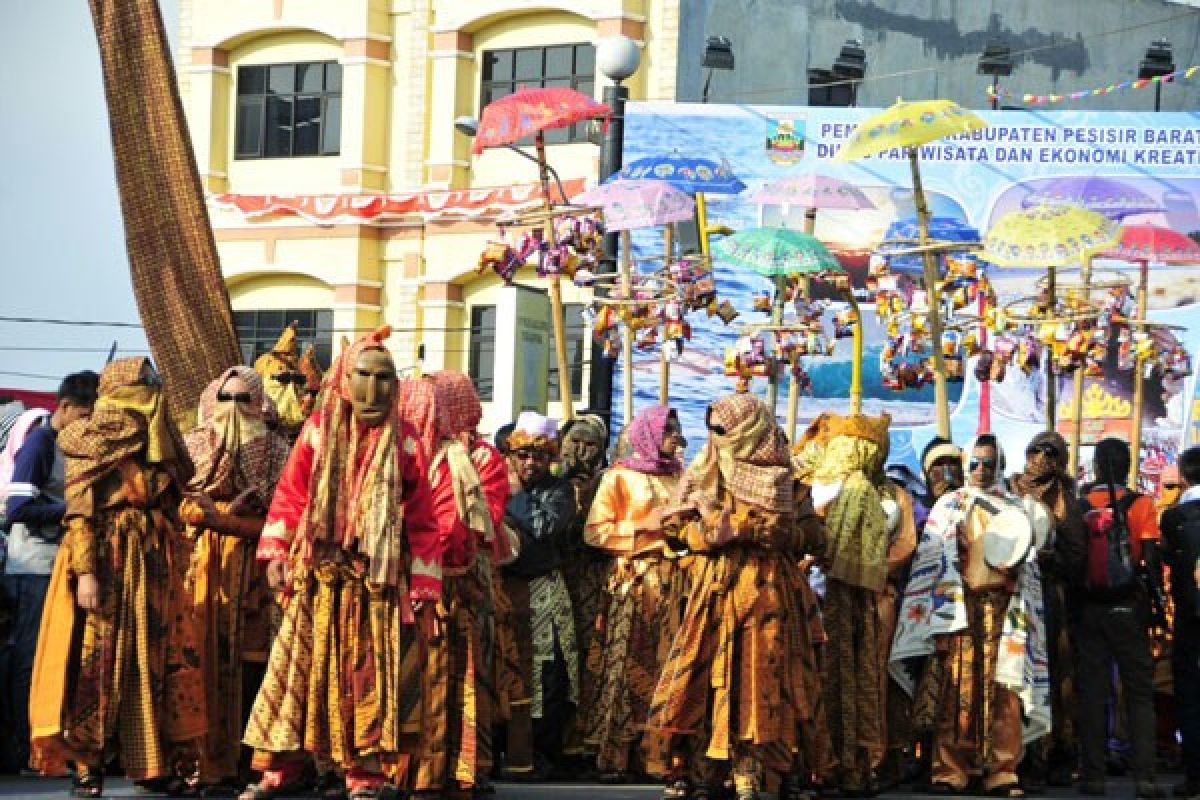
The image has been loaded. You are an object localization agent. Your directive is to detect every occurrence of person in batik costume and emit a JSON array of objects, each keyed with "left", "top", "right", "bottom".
[
  {"left": 239, "top": 327, "right": 442, "bottom": 800},
  {"left": 576, "top": 405, "right": 686, "bottom": 782},
  {"left": 889, "top": 434, "right": 1051, "bottom": 797},
  {"left": 810, "top": 413, "right": 916, "bottom": 795},
  {"left": 253, "top": 323, "right": 308, "bottom": 441},
  {"left": 28, "top": 357, "right": 196, "bottom": 797},
  {"left": 502, "top": 412, "right": 579, "bottom": 778},
  {"left": 1009, "top": 432, "right": 1085, "bottom": 792},
  {"left": 179, "top": 367, "right": 290, "bottom": 793},
  {"left": 399, "top": 374, "right": 501, "bottom": 799},
  {"left": 645, "top": 394, "right": 826, "bottom": 800}
]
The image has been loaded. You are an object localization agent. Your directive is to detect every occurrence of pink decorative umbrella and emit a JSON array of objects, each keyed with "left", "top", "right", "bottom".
[
  {"left": 573, "top": 178, "right": 695, "bottom": 231},
  {"left": 746, "top": 173, "right": 876, "bottom": 214}
]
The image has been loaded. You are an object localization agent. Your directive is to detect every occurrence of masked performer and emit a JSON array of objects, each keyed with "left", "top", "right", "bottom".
[
  {"left": 646, "top": 394, "right": 826, "bottom": 800},
  {"left": 238, "top": 327, "right": 442, "bottom": 800},
  {"left": 253, "top": 322, "right": 308, "bottom": 440},
  {"left": 890, "top": 434, "right": 1051, "bottom": 797},
  {"left": 28, "top": 358, "right": 192, "bottom": 797},
  {"left": 502, "top": 412, "right": 579, "bottom": 778},
  {"left": 298, "top": 344, "right": 325, "bottom": 419},
  {"left": 558, "top": 414, "right": 611, "bottom": 707},
  {"left": 179, "top": 367, "right": 291, "bottom": 792},
  {"left": 809, "top": 413, "right": 913, "bottom": 795},
  {"left": 576, "top": 405, "right": 686, "bottom": 782}
]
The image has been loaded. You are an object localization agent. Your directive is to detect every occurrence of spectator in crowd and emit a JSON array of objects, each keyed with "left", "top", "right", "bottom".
[{"left": 0, "top": 371, "right": 97, "bottom": 774}]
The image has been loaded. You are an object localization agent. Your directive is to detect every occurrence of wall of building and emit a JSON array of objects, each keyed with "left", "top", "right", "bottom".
[{"left": 677, "top": 0, "right": 1200, "bottom": 111}]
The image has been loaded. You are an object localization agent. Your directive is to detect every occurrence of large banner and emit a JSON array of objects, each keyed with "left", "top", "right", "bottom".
[{"left": 615, "top": 102, "right": 1200, "bottom": 487}]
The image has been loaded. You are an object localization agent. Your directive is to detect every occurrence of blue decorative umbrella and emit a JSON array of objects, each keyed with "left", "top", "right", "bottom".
[
  {"left": 608, "top": 154, "right": 747, "bottom": 195},
  {"left": 879, "top": 216, "right": 982, "bottom": 274}
]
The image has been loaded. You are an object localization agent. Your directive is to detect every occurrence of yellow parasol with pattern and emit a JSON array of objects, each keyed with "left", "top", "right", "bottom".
[
  {"left": 835, "top": 99, "right": 987, "bottom": 438},
  {"left": 982, "top": 203, "right": 1122, "bottom": 474}
]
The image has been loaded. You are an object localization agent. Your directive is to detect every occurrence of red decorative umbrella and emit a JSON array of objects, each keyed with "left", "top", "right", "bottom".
[
  {"left": 473, "top": 87, "right": 610, "bottom": 153},
  {"left": 473, "top": 87, "right": 610, "bottom": 421},
  {"left": 1103, "top": 224, "right": 1200, "bottom": 486}
]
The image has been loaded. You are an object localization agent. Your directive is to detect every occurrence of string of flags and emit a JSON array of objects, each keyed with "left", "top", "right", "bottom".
[{"left": 986, "top": 65, "right": 1199, "bottom": 106}]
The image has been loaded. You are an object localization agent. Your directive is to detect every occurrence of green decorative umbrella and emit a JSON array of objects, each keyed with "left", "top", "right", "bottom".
[
  {"left": 715, "top": 227, "right": 841, "bottom": 275},
  {"left": 716, "top": 228, "right": 853, "bottom": 415}
]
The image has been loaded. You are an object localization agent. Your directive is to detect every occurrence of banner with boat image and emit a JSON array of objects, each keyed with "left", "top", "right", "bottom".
[{"left": 614, "top": 102, "right": 1200, "bottom": 487}]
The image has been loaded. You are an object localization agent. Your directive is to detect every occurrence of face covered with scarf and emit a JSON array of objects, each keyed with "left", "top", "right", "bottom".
[
  {"left": 255, "top": 325, "right": 307, "bottom": 431},
  {"left": 618, "top": 405, "right": 685, "bottom": 475},
  {"left": 561, "top": 414, "right": 608, "bottom": 478}
]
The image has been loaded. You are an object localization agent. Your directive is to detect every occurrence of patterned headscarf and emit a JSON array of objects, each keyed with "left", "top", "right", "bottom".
[
  {"left": 1012, "top": 431, "right": 1073, "bottom": 522},
  {"left": 675, "top": 393, "right": 793, "bottom": 513},
  {"left": 184, "top": 366, "right": 290, "bottom": 504},
  {"left": 255, "top": 323, "right": 305, "bottom": 431},
  {"left": 60, "top": 356, "right": 189, "bottom": 500},
  {"left": 618, "top": 405, "right": 681, "bottom": 476},
  {"left": 299, "top": 344, "right": 324, "bottom": 394},
  {"left": 428, "top": 371, "right": 483, "bottom": 443},
  {"left": 298, "top": 326, "right": 414, "bottom": 587},
  {"left": 396, "top": 377, "right": 439, "bottom": 463}
]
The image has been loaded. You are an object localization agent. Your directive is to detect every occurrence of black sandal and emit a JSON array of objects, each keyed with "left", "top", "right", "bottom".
[{"left": 71, "top": 769, "right": 104, "bottom": 798}]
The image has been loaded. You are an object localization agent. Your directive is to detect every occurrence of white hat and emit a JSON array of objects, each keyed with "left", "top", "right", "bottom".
[
  {"left": 983, "top": 505, "right": 1034, "bottom": 570},
  {"left": 514, "top": 410, "right": 558, "bottom": 439},
  {"left": 1021, "top": 494, "right": 1055, "bottom": 551}
]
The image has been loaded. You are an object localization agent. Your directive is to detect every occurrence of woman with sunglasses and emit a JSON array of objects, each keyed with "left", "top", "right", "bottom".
[
  {"left": 645, "top": 394, "right": 826, "bottom": 800},
  {"left": 176, "top": 366, "right": 292, "bottom": 794},
  {"left": 1010, "top": 432, "right": 1086, "bottom": 792},
  {"left": 890, "top": 434, "right": 1051, "bottom": 798}
]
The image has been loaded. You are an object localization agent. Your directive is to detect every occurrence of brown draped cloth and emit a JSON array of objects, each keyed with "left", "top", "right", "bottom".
[{"left": 87, "top": 0, "right": 241, "bottom": 432}]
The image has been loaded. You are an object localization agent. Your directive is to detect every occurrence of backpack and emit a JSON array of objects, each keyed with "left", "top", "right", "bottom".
[{"left": 1080, "top": 488, "right": 1139, "bottom": 596}]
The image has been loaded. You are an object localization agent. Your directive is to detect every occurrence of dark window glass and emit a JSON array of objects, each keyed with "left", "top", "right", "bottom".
[
  {"left": 232, "top": 308, "right": 334, "bottom": 370},
  {"left": 483, "top": 50, "right": 511, "bottom": 82},
  {"left": 574, "top": 44, "right": 594, "bottom": 78},
  {"left": 513, "top": 48, "right": 543, "bottom": 82},
  {"left": 235, "top": 60, "right": 341, "bottom": 159},
  {"left": 544, "top": 46, "right": 573, "bottom": 79},
  {"left": 469, "top": 306, "right": 497, "bottom": 402},
  {"left": 547, "top": 303, "right": 586, "bottom": 400},
  {"left": 479, "top": 44, "right": 595, "bottom": 145}
]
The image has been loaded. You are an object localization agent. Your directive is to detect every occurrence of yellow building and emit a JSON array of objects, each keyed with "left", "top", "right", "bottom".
[{"left": 178, "top": 0, "right": 681, "bottom": 431}]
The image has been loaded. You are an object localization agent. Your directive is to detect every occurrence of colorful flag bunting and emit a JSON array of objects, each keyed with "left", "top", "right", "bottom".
[{"left": 987, "top": 65, "right": 1197, "bottom": 106}]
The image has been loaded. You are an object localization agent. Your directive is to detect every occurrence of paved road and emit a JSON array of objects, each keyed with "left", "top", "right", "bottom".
[{"left": 0, "top": 776, "right": 1156, "bottom": 799}]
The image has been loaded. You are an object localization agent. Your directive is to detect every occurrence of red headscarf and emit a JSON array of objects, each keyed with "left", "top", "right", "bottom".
[{"left": 396, "top": 377, "right": 439, "bottom": 461}]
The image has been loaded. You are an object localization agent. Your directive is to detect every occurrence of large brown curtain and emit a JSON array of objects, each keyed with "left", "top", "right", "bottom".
[{"left": 88, "top": 0, "right": 241, "bottom": 431}]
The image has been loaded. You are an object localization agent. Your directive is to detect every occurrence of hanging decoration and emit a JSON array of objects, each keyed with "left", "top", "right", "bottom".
[
  {"left": 986, "top": 65, "right": 1200, "bottom": 107},
  {"left": 476, "top": 209, "right": 606, "bottom": 285}
]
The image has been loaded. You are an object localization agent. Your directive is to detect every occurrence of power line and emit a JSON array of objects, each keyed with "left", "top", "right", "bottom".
[
  {"left": 0, "top": 346, "right": 151, "bottom": 353},
  {"left": 0, "top": 370, "right": 60, "bottom": 381}
]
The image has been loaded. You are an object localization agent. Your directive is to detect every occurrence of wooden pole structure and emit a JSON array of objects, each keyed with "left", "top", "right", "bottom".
[
  {"left": 1045, "top": 265, "right": 1057, "bottom": 432},
  {"left": 1068, "top": 258, "right": 1093, "bottom": 478},
  {"left": 785, "top": 208, "right": 818, "bottom": 440},
  {"left": 909, "top": 148, "right": 951, "bottom": 439},
  {"left": 620, "top": 229, "right": 635, "bottom": 428},
  {"left": 767, "top": 275, "right": 786, "bottom": 412},
  {"left": 659, "top": 225, "right": 673, "bottom": 405},
  {"left": 534, "top": 131, "right": 574, "bottom": 421},
  {"left": 1128, "top": 259, "right": 1150, "bottom": 489}
]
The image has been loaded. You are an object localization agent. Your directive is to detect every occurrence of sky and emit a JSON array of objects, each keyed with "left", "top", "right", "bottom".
[{"left": 0, "top": 1, "right": 180, "bottom": 393}]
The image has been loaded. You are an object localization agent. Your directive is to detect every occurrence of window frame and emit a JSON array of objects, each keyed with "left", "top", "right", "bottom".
[
  {"left": 479, "top": 43, "right": 596, "bottom": 145},
  {"left": 233, "top": 309, "right": 334, "bottom": 370},
  {"left": 234, "top": 61, "right": 342, "bottom": 160},
  {"left": 468, "top": 304, "right": 497, "bottom": 403},
  {"left": 546, "top": 302, "right": 587, "bottom": 402}
]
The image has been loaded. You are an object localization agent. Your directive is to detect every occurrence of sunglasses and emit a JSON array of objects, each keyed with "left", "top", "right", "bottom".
[
  {"left": 273, "top": 372, "right": 307, "bottom": 386},
  {"left": 1164, "top": 482, "right": 1181, "bottom": 490},
  {"left": 217, "top": 391, "right": 254, "bottom": 404},
  {"left": 512, "top": 449, "right": 546, "bottom": 461},
  {"left": 969, "top": 458, "right": 997, "bottom": 471},
  {"left": 1027, "top": 443, "right": 1059, "bottom": 458}
]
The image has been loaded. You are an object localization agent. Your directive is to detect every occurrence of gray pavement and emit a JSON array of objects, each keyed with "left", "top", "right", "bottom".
[{"left": 0, "top": 776, "right": 1156, "bottom": 799}]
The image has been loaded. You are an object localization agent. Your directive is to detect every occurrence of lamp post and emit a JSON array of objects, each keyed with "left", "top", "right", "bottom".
[
  {"left": 588, "top": 35, "right": 642, "bottom": 434},
  {"left": 701, "top": 35, "right": 734, "bottom": 103},
  {"left": 831, "top": 39, "right": 867, "bottom": 107},
  {"left": 978, "top": 39, "right": 1013, "bottom": 111},
  {"left": 1139, "top": 38, "right": 1174, "bottom": 112}
]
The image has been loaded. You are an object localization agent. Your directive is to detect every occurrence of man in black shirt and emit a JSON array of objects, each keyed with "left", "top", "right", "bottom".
[{"left": 1160, "top": 446, "right": 1200, "bottom": 800}]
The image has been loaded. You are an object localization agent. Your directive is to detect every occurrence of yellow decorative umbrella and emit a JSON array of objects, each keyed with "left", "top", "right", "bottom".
[
  {"left": 835, "top": 99, "right": 987, "bottom": 438},
  {"left": 982, "top": 203, "right": 1122, "bottom": 474}
]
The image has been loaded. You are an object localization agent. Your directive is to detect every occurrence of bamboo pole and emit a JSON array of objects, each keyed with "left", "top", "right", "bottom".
[
  {"left": 846, "top": 289, "right": 864, "bottom": 415},
  {"left": 1129, "top": 259, "right": 1150, "bottom": 489},
  {"left": 909, "top": 148, "right": 951, "bottom": 439},
  {"left": 767, "top": 274, "right": 786, "bottom": 412},
  {"left": 534, "top": 131, "right": 574, "bottom": 421},
  {"left": 785, "top": 210, "right": 818, "bottom": 440},
  {"left": 1068, "top": 258, "right": 1093, "bottom": 478},
  {"left": 1045, "top": 265, "right": 1057, "bottom": 432},
  {"left": 696, "top": 193, "right": 711, "bottom": 256},
  {"left": 660, "top": 225, "right": 672, "bottom": 405},
  {"left": 620, "top": 229, "right": 634, "bottom": 429}
]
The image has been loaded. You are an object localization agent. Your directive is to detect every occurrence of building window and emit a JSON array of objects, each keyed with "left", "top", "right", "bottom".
[
  {"left": 234, "top": 309, "right": 333, "bottom": 369},
  {"left": 235, "top": 61, "right": 342, "bottom": 159},
  {"left": 468, "top": 305, "right": 497, "bottom": 402},
  {"left": 480, "top": 43, "right": 595, "bottom": 144},
  {"left": 547, "top": 303, "right": 586, "bottom": 401}
]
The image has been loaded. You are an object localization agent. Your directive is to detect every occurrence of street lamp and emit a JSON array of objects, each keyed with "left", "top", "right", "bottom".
[
  {"left": 831, "top": 39, "right": 867, "bottom": 107},
  {"left": 1138, "top": 38, "right": 1174, "bottom": 112},
  {"left": 455, "top": 115, "right": 571, "bottom": 202},
  {"left": 701, "top": 35, "right": 734, "bottom": 103},
  {"left": 977, "top": 39, "right": 1013, "bottom": 111},
  {"left": 588, "top": 35, "right": 642, "bottom": 428}
]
